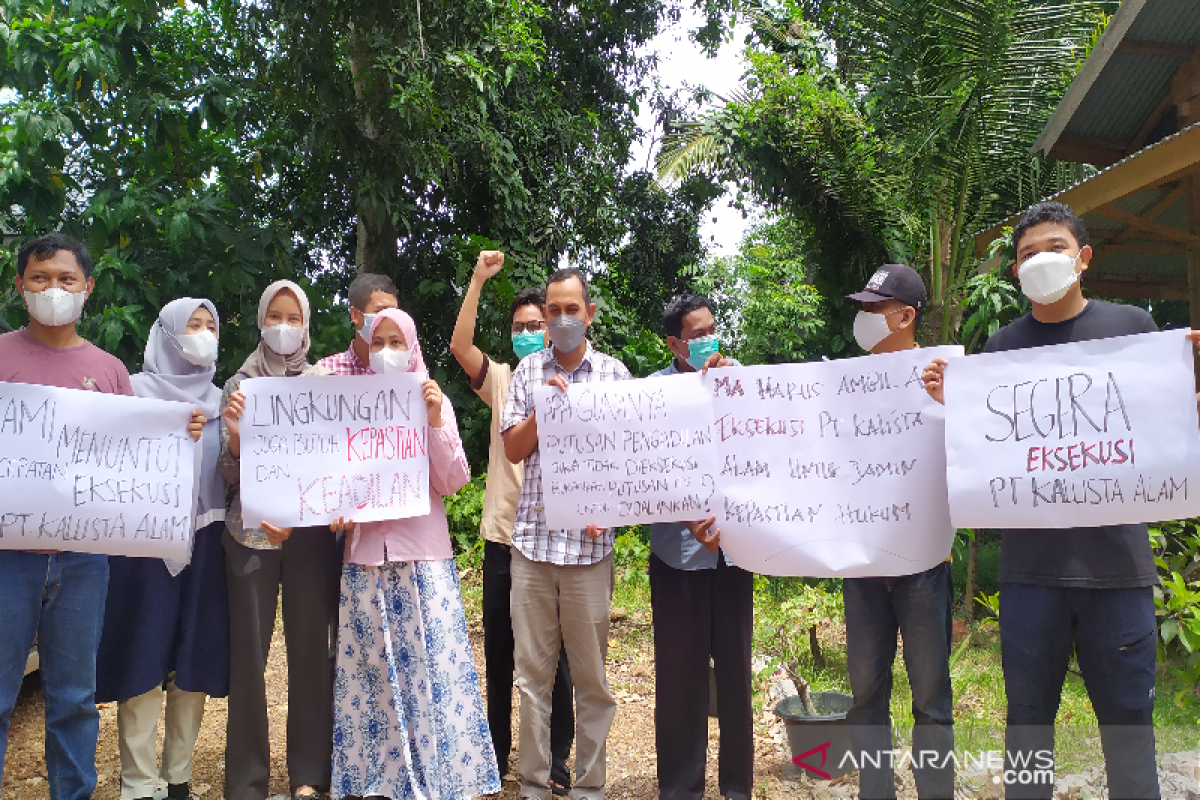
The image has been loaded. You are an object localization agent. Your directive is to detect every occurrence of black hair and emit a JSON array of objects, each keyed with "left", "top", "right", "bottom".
[
  {"left": 347, "top": 272, "right": 399, "bottom": 310},
  {"left": 17, "top": 233, "right": 94, "bottom": 279},
  {"left": 546, "top": 267, "right": 590, "bottom": 306},
  {"left": 511, "top": 286, "right": 546, "bottom": 323},
  {"left": 663, "top": 293, "right": 713, "bottom": 339},
  {"left": 1011, "top": 201, "right": 1089, "bottom": 255}
]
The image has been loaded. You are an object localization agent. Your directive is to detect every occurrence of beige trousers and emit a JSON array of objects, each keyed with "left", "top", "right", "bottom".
[
  {"left": 116, "top": 673, "right": 207, "bottom": 799},
  {"left": 511, "top": 548, "right": 616, "bottom": 800}
]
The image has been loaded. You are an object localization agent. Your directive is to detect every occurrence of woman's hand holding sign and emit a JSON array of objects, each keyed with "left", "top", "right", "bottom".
[
  {"left": 261, "top": 522, "right": 292, "bottom": 546},
  {"left": 188, "top": 410, "right": 206, "bottom": 442},
  {"left": 423, "top": 380, "right": 444, "bottom": 428},
  {"left": 223, "top": 389, "right": 247, "bottom": 456}
]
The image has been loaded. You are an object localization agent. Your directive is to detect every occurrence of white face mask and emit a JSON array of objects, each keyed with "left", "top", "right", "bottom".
[
  {"left": 1018, "top": 251, "right": 1080, "bottom": 305},
  {"left": 179, "top": 330, "right": 219, "bottom": 367},
  {"left": 24, "top": 287, "right": 87, "bottom": 327},
  {"left": 370, "top": 347, "right": 410, "bottom": 374},
  {"left": 261, "top": 323, "right": 306, "bottom": 356},
  {"left": 853, "top": 310, "right": 895, "bottom": 352},
  {"left": 357, "top": 312, "right": 377, "bottom": 342}
]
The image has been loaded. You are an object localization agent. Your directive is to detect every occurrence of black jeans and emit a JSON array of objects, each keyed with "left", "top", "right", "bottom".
[
  {"left": 844, "top": 561, "right": 955, "bottom": 800},
  {"left": 1000, "top": 583, "right": 1159, "bottom": 800},
  {"left": 649, "top": 552, "right": 754, "bottom": 800},
  {"left": 483, "top": 541, "right": 574, "bottom": 785}
]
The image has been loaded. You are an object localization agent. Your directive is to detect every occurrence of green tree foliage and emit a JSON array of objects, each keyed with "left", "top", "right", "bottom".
[
  {"left": 0, "top": 0, "right": 731, "bottom": 468},
  {"left": 0, "top": 0, "right": 311, "bottom": 370},
  {"left": 690, "top": 214, "right": 852, "bottom": 363},
  {"left": 660, "top": 0, "right": 1110, "bottom": 344}
]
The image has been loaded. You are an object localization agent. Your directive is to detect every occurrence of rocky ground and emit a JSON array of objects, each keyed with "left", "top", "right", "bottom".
[{"left": 2, "top": 596, "right": 1197, "bottom": 799}]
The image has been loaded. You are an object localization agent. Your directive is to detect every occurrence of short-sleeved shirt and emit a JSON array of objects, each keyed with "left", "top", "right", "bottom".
[
  {"left": 472, "top": 358, "right": 521, "bottom": 546},
  {"left": 648, "top": 359, "right": 735, "bottom": 571},
  {"left": 500, "top": 342, "right": 632, "bottom": 565},
  {"left": 0, "top": 327, "right": 134, "bottom": 554},
  {"left": 983, "top": 299, "right": 1159, "bottom": 588},
  {"left": 0, "top": 328, "right": 133, "bottom": 395}
]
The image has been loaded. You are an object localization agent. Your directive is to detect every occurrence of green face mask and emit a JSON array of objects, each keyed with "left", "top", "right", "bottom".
[{"left": 512, "top": 330, "right": 545, "bottom": 360}]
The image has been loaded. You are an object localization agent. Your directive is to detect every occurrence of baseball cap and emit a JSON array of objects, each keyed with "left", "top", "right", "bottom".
[{"left": 845, "top": 263, "right": 927, "bottom": 312}]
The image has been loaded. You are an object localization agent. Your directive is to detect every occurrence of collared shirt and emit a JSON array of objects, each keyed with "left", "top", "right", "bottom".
[
  {"left": 647, "top": 359, "right": 736, "bottom": 571},
  {"left": 313, "top": 344, "right": 371, "bottom": 376},
  {"left": 500, "top": 341, "right": 632, "bottom": 565}
]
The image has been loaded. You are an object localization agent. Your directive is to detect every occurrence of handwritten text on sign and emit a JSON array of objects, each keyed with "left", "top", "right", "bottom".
[
  {"left": 711, "top": 347, "right": 961, "bottom": 577},
  {"left": 944, "top": 330, "right": 1200, "bottom": 528},
  {"left": 239, "top": 374, "right": 430, "bottom": 528},
  {"left": 0, "top": 381, "right": 198, "bottom": 558},
  {"left": 533, "top": 348, "right": 961, "bottom": 577},
  {"left": 535, "top": 372, "right": 719, "bottom": 529}
]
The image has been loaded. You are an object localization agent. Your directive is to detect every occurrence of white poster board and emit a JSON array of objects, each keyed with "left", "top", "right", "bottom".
[
  {"left": 532, "top": 347, "right": 960, "bottom": 577},
  {"left": 945, "top": 329, "right": 1200, "bottom": 528},
  {"left": 0, "top": 381, "right": 198, "bottom": 558},
  {"left": 711, "top": 347, "right": 961, "bottom": 577},
  {"left": 239, "top": 374, "right": 430, "bottom": 528},
  {"left": 535, "top": 372, "right": 720, "bottom": 529}
]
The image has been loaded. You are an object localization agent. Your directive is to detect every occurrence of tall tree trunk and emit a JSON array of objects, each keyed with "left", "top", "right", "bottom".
[{"left": 348, "top": 19, "right": 398, "bottom": 276}]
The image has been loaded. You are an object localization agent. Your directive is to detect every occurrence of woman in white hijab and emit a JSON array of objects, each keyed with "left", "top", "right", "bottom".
[
  {"left": 96, "top": 298, "right": 229, "bottom": 800},
  {"left": 218, "top": 280, "right": 341, "bottom": 800}
]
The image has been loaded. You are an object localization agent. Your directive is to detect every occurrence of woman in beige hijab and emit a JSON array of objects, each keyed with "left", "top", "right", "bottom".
[{"left": 218, "top": 280, "right": 341, "bottom": 800}]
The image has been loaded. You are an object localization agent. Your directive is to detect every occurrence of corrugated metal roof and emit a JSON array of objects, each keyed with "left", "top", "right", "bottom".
[
  {"left": 1033, "top": 0, "right": 1200, "bottom": 156},
  {"left": 1067, "top": 51, "right": 1183, "bottom": 142},
  {"left": 975, "top": 119, "right": 1200, "bottom": 237}
]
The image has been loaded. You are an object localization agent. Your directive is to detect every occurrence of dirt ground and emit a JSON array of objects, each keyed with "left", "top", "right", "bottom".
[{"left": 1, "top": 599, "right": 799, "bottom": 800}]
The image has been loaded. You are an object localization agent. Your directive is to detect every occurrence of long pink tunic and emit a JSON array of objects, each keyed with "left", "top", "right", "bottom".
[{"left": 342, "top": 394, "right": 470, "bottom": 565}]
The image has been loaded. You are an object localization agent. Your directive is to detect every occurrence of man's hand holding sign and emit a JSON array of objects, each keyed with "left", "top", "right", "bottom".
[{"left": 929, "top": 330, "right": 1200, "bottom": 529}]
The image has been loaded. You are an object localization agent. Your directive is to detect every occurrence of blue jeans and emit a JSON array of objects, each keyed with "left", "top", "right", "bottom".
[
  {"left": 844, "top": 561, "right": 954, "bottom": 800},
  {"left": 1000, "top": 583, "right": 1159, "bottom": 800},
  {"left": 0, "top": 551, "right": 110, "bottom": 800}
]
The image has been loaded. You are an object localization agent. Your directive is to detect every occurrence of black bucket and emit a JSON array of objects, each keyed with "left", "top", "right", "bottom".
[{"left": 773, "top": 691, "right": 855, "bottom": 780}]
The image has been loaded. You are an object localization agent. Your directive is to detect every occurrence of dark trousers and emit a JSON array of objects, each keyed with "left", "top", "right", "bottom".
[
  {"left": 483, "top": 541, "right": 574, "bottom": 785},
  {"left": 1000, "top": 583, "right": 1159, "bottom": 800},
  {"left": 223, "top": 529, "right": 342, "bottom": 800},
  {"left": 649, "top": 552, "right": 754, "bottom": 800},
  {"left": 844, "top": 561, "right": 955, "bottom": 800}
]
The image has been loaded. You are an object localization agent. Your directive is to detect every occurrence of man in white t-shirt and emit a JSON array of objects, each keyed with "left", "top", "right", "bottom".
[{"left": 450, "top": 251, "right": 575, "bottom": 795}]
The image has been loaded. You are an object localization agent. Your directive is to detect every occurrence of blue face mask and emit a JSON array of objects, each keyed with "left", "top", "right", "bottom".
[
  {"left": 512, "top": 330, "right": 545, "bottom": 360},
  {"left": 686, "top": 334, "right": 720, "bottom": 370}
]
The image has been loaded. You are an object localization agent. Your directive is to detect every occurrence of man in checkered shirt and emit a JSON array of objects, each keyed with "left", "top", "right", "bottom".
[
  {"left": 501, "top": 267, "right": 631, "bottom": 800},
  {"left": 308, "top": 273, "right": 399, "bottom": 376}
]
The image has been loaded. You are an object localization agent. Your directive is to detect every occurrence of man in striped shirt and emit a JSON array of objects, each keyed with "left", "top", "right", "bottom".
[{"left": 501, "top": 267, "right": 631, "bottom": 800}]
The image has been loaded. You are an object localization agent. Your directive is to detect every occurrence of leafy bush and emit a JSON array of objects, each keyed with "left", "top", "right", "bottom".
[
  {"left": 445, "top": 475, "right": 486, "bottom": 569},
  {"left": 1151, "top": 519, "right": 1200, "bottom": 706},
  {"left": 613, "top": 526, "right": 651, "bottom": 586}
]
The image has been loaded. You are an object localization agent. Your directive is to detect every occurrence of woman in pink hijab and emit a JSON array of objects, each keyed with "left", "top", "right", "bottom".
[{"left": 327, "top": 308, "right": 500, "bottom": 799}]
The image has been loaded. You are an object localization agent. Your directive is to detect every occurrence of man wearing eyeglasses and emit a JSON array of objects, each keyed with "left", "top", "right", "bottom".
[{"left": 450, "top": 251, "right": 575, "bottom": 795}]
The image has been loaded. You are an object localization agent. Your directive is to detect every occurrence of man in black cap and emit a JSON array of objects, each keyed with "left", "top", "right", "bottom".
[{"left": 843, "top": 263, "right": 955, "bottom": 800}]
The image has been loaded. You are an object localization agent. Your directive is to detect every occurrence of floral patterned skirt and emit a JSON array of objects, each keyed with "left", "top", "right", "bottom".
[{"left": 332, "top": 559, "right": 500, "bottom": 799}]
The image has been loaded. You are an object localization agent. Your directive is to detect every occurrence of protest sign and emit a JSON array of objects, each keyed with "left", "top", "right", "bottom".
[
  {"left": 0, "top": 381, "right": 198, "bottom": 558},
  {"left": 535, "top": 372, "right": 720, "bottom": 530},
  {"left": 533, "top": 347, "right": 961, "bottom": 577},
  {"left": 944, "top": 329, "right": 1200, "bottom": 528},
  {"left": 239, "top": 373, "right": 430, "bottom": 528},
  {"left": 710, "top": 347, "right": 961, "bottom": 577}
]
